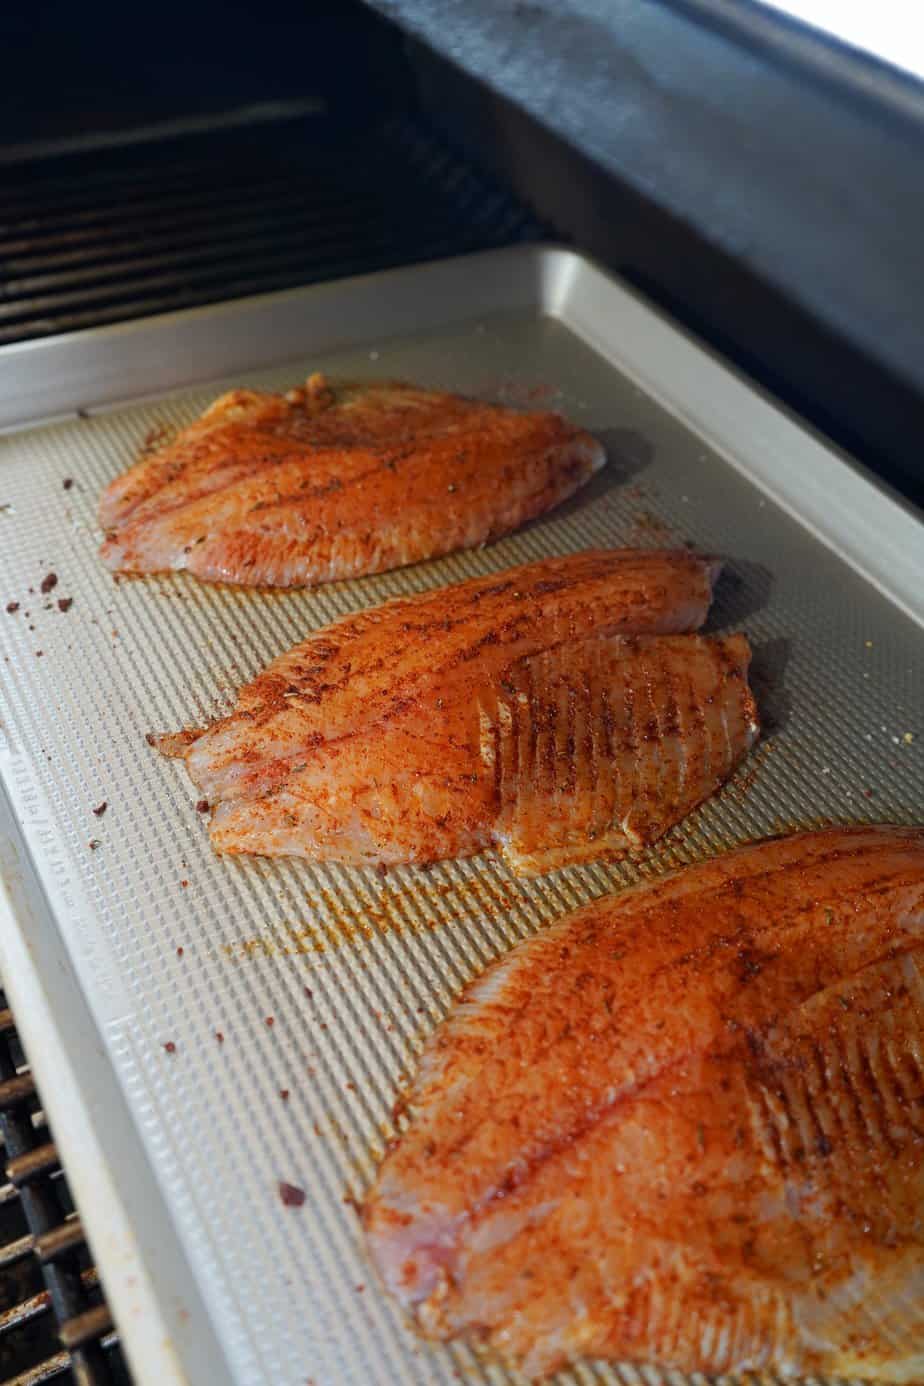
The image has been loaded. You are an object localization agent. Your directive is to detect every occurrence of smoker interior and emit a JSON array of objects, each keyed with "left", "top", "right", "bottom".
[
  {"left": 0, "top": 992, "right": 129, "bottom": 1386},
  {"left": 0, "top": 114, "right": 539, "bottom": 346},
  {"left": 0, "top": 3, "right": 922, "bottom": 1384}
]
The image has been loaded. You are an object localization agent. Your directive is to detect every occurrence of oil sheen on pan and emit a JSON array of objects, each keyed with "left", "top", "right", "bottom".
[
  {"left": 363, "top": 826, "right": 924, "bottom": 1381},
  {"left": 153, "top": 549, "right": 759, "bottom": 872},
  {"left": 98, "top": 375, "right": 605, "bottom": 586}
]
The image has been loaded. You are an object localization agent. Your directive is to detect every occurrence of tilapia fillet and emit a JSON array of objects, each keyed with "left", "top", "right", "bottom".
[
  {"left": 159, "top": 549, "right": 758, "bottom": 872},
  {"left": 99, "top": 375, "right": 604, "bottom": 586},
  {"left": 363, "top": 827, "right": 924, "bottom": 1381}
]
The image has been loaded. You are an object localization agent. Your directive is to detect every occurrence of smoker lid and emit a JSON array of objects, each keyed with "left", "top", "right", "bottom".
[{"left": 368, "top": 0, "right": 924, "bottom": 405}]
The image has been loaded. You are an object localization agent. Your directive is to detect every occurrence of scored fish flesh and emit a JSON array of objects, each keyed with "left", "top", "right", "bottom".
[
  {"left": 157, "top": 549, "right": 758, "bottom": 872},
  {"left": 363, "top": 826, "right": 924, "bottom": 1381},
  {"left": 99, "top": 375, "right": 604, "bottom": 586}
]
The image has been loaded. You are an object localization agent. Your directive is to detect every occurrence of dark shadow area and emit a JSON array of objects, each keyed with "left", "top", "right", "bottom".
[
  {"left": 601, "top": 427, "right": 656, "bottom": 475},
  {"left": 708, "top": 558, "right": 774, "bottom": 630},
  {"left": 748, "top": 635, "right": 793, "bottom": 739},
  {"left": 0, "top": 1, "right": 410, "bottom": 145}
]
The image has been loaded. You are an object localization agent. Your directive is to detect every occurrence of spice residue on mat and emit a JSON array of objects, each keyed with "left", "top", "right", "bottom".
[{"left": 221, "top": 878, "right": 520, "bottom": 960}]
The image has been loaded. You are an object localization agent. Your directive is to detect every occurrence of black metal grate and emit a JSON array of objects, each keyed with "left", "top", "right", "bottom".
[
  {"left": 0, "top": 994, "right": 129, "bottom": 1386},
  {"left": 0, "top": 112, "right": 541, "bottom": 346}
]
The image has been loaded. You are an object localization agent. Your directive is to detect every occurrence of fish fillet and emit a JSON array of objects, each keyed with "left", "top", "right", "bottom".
[
  {"left": 99, "top": 375, "right": 604, "bottom": 586},
  {"left": 158, "top": 549, "right": 757, "bottom": 871},
  {"left": 363, "top": 826, "right": 924, "bottom": 1380}
]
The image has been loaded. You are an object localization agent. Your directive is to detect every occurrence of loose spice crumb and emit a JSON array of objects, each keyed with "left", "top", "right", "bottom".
[
  {"left": 180, "top": 879, "right": 188, "bottom": 888},
  {"left": 176, "top": 946, "right": 184, "bottom": 957},
  {"left": 278, "top": 1181, "right": 305, "bottom": 1208},
  {"left": 5, "top": 601, "right": 18, "bottom": 614},
  {"left": 279, "top": 1089, "right": 290, "bottom": 1101},
  {"left": 355, "top": 1284, "right": 365, "bottom": 1293},
  {"left": 304, "top": 987, "right": 313, "bottom": 999},
  {"left": 265, "top": 1016, "right": 275, "bottom": 1027},
  {"left": 63, "top": 477, "right": 74, "bottom": 488},
  {"left": 215, "top": 1031, "right": 224, "bottom": 1044},
  {"left": 35, "top": 650, "right": 43, "bottom": 657},
  {"left": 40, "top": 573, "right": 57, "bottom": 594},
  {"left": 163, "top": 1041, "right": 176, "bottom": 1053},
  {"left": 57, "top": 597, "right": 73, "bottom": 612},
  {"left": 88, "top": 839, "right": 100, "bottom": 850},
  {"left": 195, "top": 798, "right": 210, "bottom": 813},
  {"left": 92, "top": 801, "right": 107, "bottom": 817},
  {"left": 145, "top": 732, "right": 157, "bottom": 746},
  {"left": 143, "top": 425, "right": 170, "bottom": 451}
]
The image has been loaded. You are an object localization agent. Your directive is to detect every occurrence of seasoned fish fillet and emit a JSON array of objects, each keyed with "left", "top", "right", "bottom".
[
  {"left": 99, "top": 375, "right": 604, "bottom": 586},
  {"left": 363, "top": 826, "right": 924, "bottom": 1381},
  {"left": 159, "top": 549, "right": 757, "bottom": 871}
]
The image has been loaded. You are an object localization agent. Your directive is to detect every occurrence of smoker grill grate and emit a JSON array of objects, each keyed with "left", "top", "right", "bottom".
[
  {"left": 0, "top": 991, "right": 129, "bottom": 1386},
  {"left": 0, "top": 113, "right": 541, "bottom": 345}
]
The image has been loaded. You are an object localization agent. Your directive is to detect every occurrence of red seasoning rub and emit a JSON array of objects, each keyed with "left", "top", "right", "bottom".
[
  {"left": 158, "top": 550, "right": 757, "bottom": 873},
  {"left": 39, "top": 573, "right": 57, "bottom": 594},
  {"left": 363, "top": 826, "right": 924, "bottom": 1382},
  {"left": 5, "top": 601, "right": 19, "bottom": 614},
  {"left": 57, "top": 597, "right": 73, "bottom": 613},
  {"left": 92, "top": 801, "right": 107, "bottom": 817},
  {"left": 278, "top": 1181, "right": 305, "bottom": 1208},
  {"left": 97, "top": 375, "right": 605, "bottom": 588}
]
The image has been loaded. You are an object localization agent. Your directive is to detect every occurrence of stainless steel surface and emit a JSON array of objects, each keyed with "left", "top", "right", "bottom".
[{"left": 0, "top": 247, "right": 921, "bottom": 1385}]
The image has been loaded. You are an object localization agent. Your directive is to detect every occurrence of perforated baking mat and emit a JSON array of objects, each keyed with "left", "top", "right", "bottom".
[{"left": 0, "top": 247, "right": 921, "bottom": 1386}]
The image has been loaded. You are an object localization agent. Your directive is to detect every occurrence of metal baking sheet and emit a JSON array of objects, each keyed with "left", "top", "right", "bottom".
[{"left": 0, "top": 245, "right": 921, "bottom": 1386}]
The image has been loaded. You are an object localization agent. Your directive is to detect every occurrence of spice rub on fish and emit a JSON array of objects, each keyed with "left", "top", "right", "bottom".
[
  {"left": 156, "top": 549, "right": 758, "bottom": 872},
  {"left": 98, "top": 375, "right": 604, "bottom": 586},
  {"left": 363, "top": 826, "right": 924, "bottom": 1381}
]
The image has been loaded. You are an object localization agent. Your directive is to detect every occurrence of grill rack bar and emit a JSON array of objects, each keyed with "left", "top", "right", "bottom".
[
  {"left": 0, "top": 989, "right": 125, "bottom": 1386},
  {"left": 0, "top": 112, "right": 540, "bottom": 347}
]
